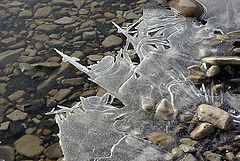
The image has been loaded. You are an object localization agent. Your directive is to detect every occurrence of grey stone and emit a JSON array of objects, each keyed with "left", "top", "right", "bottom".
[
  {"left": 54, "top": 17, "right": 75, "bottom": 25},
  {"left": 52, "top": 0, "right": 73, "bottom": 5},
  {"left": 61, "top": 77, "right": 84, "bottom": 86},
  {"left": 87, "top": 54, "right": 103, "bottom": 61},
  {"left": 0, "top": 121, "right": 10, "bottom": 131},
  {"left": 171, "top": 147, "right": 183, "bottom": 157},
  {"left": 1, "top": 37, "right": 17, "bottom": 46},
  {"left": 14, "top": 135, "right": 44, "bottom": 158},
  {"left": 8, "top": 7, "right": 21, "bottom": 16},
  {"left": 10, "top": 1, "right": 24, "bottom": 6},
  {"left": 83, "top": 31, "right": 96, "bottom": 40},
  {"left": 36, "top": 24, "right": 59, "bottom": 32},
  {"left": 48, "top": 40, "right": 64, "bottom": 46},
  {"left": 0, "top": 48, "right": 23, "bottom": 68},
  {"left": 8, "top": 90, "right": 25, "bottom": 102},
  {"left": 44, "top": 143, "right": 63, "bottom": 159},
  {"left": 184, "top": 154, "right": 197, "bottom": 161},
  {"left": 202, "top": 56, "right": 240, "bottom": 66},
  {"left": 155, "top": 98, "right": 174, "bottom": 121},
  {"left": 19, "top": 63, "right": 35, "bottom": 76},
  {"left": 0, "top": 146, "right": 15, "bottom": 161},
  {"left": 34, "top": 6, "right": 52, "bottom": 18},
  {"left": 140, "top": 97, "right": 155, "bottom": 113},
  {"left": 197, "top": 104, "right": 233, "bottom": 130},
  {"left": 0, "top": 9, "right": 10, "bottom": 19},
  {"left": 190, "top": 122, "right": 215, "bottom": 140},
  {"left": 179, "top": 144, "right": 196, "bottom": 153},
  {"left": 6, "top": 109, "right": 28, "bottom": 121},
  {"left": 102, "top": 35, "right": 122, "bottom": 48},
  {"left": 206, "top": 65, "right": 220, "bottom": 77},
  {"left": 73, "top": 0, "right": 84, "bottom": 8},
  {"left": 0, "top": 83, "right": 7, "bottom": 95},
  {"left": 18, "top": 10, "right": 33, "bottom": 17},
  {"left": 53, "top": 88, "right": 71, "bottom": 101}
]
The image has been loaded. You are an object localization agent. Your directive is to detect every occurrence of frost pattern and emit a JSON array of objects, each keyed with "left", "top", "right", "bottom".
[{"left": 49, "top": 0, "right": 240, "bottom": 160}]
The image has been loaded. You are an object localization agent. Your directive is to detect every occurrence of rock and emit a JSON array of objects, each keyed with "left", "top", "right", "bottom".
[
  {"left": 8, "top": 7, "right": 21, "bottom": 16},
  {"left": 1, "top": 37, "right": 17, "bottom": 46},
  {"left": 79, "top": 9, "right": 89, "bottom": 15},
  {"left": 36, "top": 24, "right": 59, "bottom": 32},
  {"left": 202, "top": 56, "right": 240, "bottom": 66},
  {"left": 104, "top": 12, "right": 116, "bottom": 19},
  {"left": 206, "top": 65, "right": 220, "bottom": 77},
  {"left": 102, "top": 35, "right": 123, "bottom": 48},
  {"left": 123, "top": 11, "right": 140, "bottom": 19},
  {"left": 87, "top": 54, "right": 103, "bottom": 61},
  {"left": 146, "top": 132, "right": 174, "bottom": 147},
  {"left": 172, "top": 147, "right": 183, "bottom": 157},
  {"left": 48, "top": 40, "right": 64, "bottom": 46},
  {"left": 179, "top": 144, "right": 196, "bottom": 153},
  {"left": 9, "top": 121, "right": 24, "bottom": 135},
  {"left": 53, "top": 88, "right": 72, "bottom": 101},
  {"left": 169, "top": 0, "right": 204, "bottom": 19},
  {"left": 44, "top": 143, "right": 63, "bottom": 159},
  {"left": 8, "top": 90, "right": 25, "bottom": 102},
  {"left": 0, "top": 98, "right": 8, "bottom": 106},
  {"left": 81, "top": 89, "right": 96, "bottom": 97},
  {"left": 236, "top": 152, "right": 240, "bottom": 160},
  {"left": 18, "top": 55, "right": 41, "bottom": 63},
  {"left": 179, "top": 114, "right": 193, "bottom": 122},
  {"left": 179, "top": 138, "right": 198, "bottom": 146},
  {"left": 31, "top": 62, "right": 60, "bottom": 69},
  {"left": 196, "top": 104, "right": 233, "bottom": 130},
  {"left": 83, "top": 31, "right": 96, "bottom": 40},
  {"left": 61, "top": 77, "right": 84, "bottom": 86},
  {"left": 0, "top": 121, "right": 10, "bottom": 131},
  {"left": 10, "top": 1, "right": 24, "bottom": 6},
  {"left": 54, "top": 17, "right": 75, "bottom": 25},
  {"left": 14, "top": 135, "right": 44, "bottom": 158},
  {"left": 140, "top": 97, "right": 155, "bottom": 113},
  {"left": 187, "top": 71, "right": 206, "bottom": 84},
  {"left": 18, "top": 10, "right": 33, "bottom": 18},
  {"left": 73, "top": 0, "right": 84, "bottom": 8},
  {"left": 225, "top": 152, "right": 235, "bottom": 161},
  {"left": 190, "top": 122, "right": 215, "bottom": 140},
  {"left": 0, "top": 146, "right": 15, "bottom": 161},
  {"left": 155, "top": 98, "right": 174, "bottom": 121},
  {"left": 203, "top": 151, "right": 222, "bottom": 161},
  {"left": 16, "top": 98, "right": 45, "bottom": 112},
  {"left": 34, "top": 6, "right": 52, "bottom": 18},
  {"left": 52, "top": 0, "right": 73, "bottom": 5},
  {"left": 6, "top": 109, "right": 28, "bottom": 121},
  {"left": 19, "top": 63, "right": 35, "bottom": 76},
  {"left": 184, "top": 154, "right": 197, "bottom": 161},
  {"left": 211, "top": 84, "right": 223, "bottom": 94},
  {"left": 0, "top": 48, "right": 24, "bottom": 68},
  {"left": 0, "top": 83, "right": 7, "bottom": 95},
  {"left": 8, "top": 40, "right": 25, "bottom": 49}
]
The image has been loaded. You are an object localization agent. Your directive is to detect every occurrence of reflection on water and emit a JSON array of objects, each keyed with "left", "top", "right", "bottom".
[{"left": 0, "top": 0, "right": 146, "bottom": 160}]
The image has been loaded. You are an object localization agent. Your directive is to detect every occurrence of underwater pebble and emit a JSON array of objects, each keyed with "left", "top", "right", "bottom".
[
  {"left": 206, "top": 65, "right": 220, "bottom": 77},
  {"left": 187, "top": 71, "right": 206, "bottom": 84},
  {"left": 155, "top": 98, "right": 174, "bottom": 121},
  {"left": 54, "top": 17, "right": 75, "bottom": 25},
  {"left": 203, "top": 151, "right": 222, "bottom": 161},
  {"left": 146, "top": 132, "right": 174, "bottom": 147},
  {"left": 43, "top": 143, "right": 63, "bottom": 159},
  {"left": 102, "top": 35, "right": 122, "bottom": 48},
  {"left": 190, "top": 122, "right": 215, "bottom": 140},
  {"left": 140, "top": 97, "right": 155, "bottom": 112},
  {"left": 184, "top": 153, "right": 197, "bottom": 161},
  {"left": 179, "top": 144, "right": 196, "bottom": 153},
  {"left": 202, "top": 56, "right": 240, "bottom": 66},
  {"left": 8, "top": 90, "right": 25, "bottom": 102},
  {"left": 0, "top": 146, "right": 15, "bottom": 161},
  {"left": 6, "top": 109, "right": 28, "bottom": 121}
]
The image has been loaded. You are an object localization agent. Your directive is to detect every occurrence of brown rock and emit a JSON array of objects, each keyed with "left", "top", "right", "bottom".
[
  {"left": 147, "top": 132, "right": 174, "bottom": 147},
  {"left": 202, "top": 56, "right": 240, "bottom": 66},
  {"left": 155, "top": 98, "right": 174, "bottom": 121},
  {"left": 44, "top": 143, "right": 63, "bottom": 159},
  {"left": 190, "top": 122, "right": 215, "bottom": 140}
]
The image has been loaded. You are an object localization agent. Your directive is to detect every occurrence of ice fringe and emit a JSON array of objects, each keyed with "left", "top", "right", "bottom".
[{"left": 48, "top": 0, "right": 240, "bottom": 160}]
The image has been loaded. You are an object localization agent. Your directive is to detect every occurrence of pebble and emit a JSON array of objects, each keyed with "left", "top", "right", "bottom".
[
  {"left": 0, "top": 48, "right": 24, "bottom": 68},
  {"left": 52, "top": 0, "right": 73, "bottom": 5},
  {"left": 6, "top": 109, "right": 28, "bottom": 121},
  {"left": 54, "top": 17, "right": 75, "bottom": 25},
  {"left": 53, "top": 88, "right": 72, "bottom": 101},
  {"left": 18, "top": 10, "right": 33, "bottom": 17},
  {"left": 0, "top": 121, "right": 10, "bottom": 131},
  {"left": 172, "top": 147, "right": 184, "bottom": 156},
  {"left": 190, "top": 122, "right": 215, "bottom": 140},
  {"left": 184, "top": 153, "right": 197, "bottom": 161},
  {"left": 61, "top": 77, "right": 84, "bottom": 86},
  {"left": 18, "top": 55, "right": 42, "bottom": 63},
  {"left": 8, "top": 40, "right": 25, "bottom": 49},
  {"left": 196, "top": 104, "right": 233, "bottom": 130},
  {"left": 140, "top": 97, "right": 155, "bottom": 112},
  {"left": 179, "top": 144, "right": 196, "bottom": 153},
  {"left": 203, "top": 151, "right": 222, "bottom": 161},
  {"left": 202, "top": 56, "right": 240, "bottom": 66},
  {"left": 102, "top": 35, "right": 123, "bottom": 48},
  {"left": 73, "top": 0, "right": 84, "bottom": 8},
  {"left": 87, "top": 54, "right": 103, "bottom": 61},
  {"left": 8, "top": 90, "right": 25, "bottom": 102},
  {"left": 10, "top": 1, "right": 24, "bottom": 7},
  {"left": 146, "top": 132, "right": 174, "bottom": 147},
  {"left": 9, "top": 121, "right": 24, "bottom": 135},
  {"left": 155, "top": 98, "right": 174, "bottom": 121},
  {"left": 31, "top": 62, "right": 60, "bottom": 69},
  {"left": 34, "top": 6, "right": 52, "bottom": 18},
  {"left": 83, "top": 31, "right": 97, "bottom": 40},
  {"left": 8, "top": 7, "right": 21, "bottom": 16},
  {"left": 104, "top": 12, "right": 116, "bottom": 19},
  {"left": 206, "top": 65, "right": 220, "bottom": 77},
  {"left": 36, "top": 24, "right": 59, "bottom": 32},
  {"left": 0, "top": 83, "right": 7, "bottom": 95},
  {"left": 187, "top": 71, "right": 206, "bottom": 84},
  {"left": 14, "top": 135, "right": 44, "bottom": 158},
  {"left": 1, "top": 37, "right": 17, "bottom": 46},
  {"left": 0, "top": 146, "right": 15, "bottom": 161},
  {"left": 43, "top": 143, "right": 63, "bottom": 159},
  {"left": 19, "top": 62, "right": 35, "bottom": 76},
  {"left": 168, "top": 0, "right": 204, "bottom": 19},
  {"left": 79, "top": 9, "right": 89, "bottom": 15}
]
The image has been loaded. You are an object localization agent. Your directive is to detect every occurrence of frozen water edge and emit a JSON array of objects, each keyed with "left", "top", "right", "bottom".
[{"left": 48, "top": 1, "right": 240, "bottom": 160}]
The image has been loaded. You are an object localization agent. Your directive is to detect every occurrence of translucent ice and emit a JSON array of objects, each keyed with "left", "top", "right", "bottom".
[{"left": 49, "top": 0, "right": 240, "bottom": 160}]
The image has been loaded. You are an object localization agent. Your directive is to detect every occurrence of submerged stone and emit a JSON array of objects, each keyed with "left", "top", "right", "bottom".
[
  {"left": 202, "top": 56, "right": 240, "bottom": 66},
  {"left": 155, "top": 98, "right": 174, "bottom": 121}
]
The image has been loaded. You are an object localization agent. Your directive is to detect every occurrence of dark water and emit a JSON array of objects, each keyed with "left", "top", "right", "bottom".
[{"left": 0, "top": 0, "right": 147, "bottom": 160}]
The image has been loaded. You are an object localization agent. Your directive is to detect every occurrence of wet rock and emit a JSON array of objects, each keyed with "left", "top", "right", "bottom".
[
  {"left": 18, "top": 55, "right": 41, "bottom": 63},
  {"left": 226, "top": 152, "right": 235, "bottom": 161},
  {"left": 10, "top": 1, "right": 24, "bottom": 6},
  {"left": 53, "top": 88, "right": 72, "bottom": 101},
  {"left": 0, "top": 48, "right": 23, "bottom": 68},
  {"left": 83, "top": 31, "right": 96, "bottom": 40},
  {"left": 0, "top": 146, "right": 15, "bottom": 161},
  {"left": 102, "top": 35, "right": 122, "bottom": 48},
  {"left": 206, "top": 65, "right": 220, "bottom": 77},
  {"left": 203, "top": 151, "right": 222, "bottom": 161},
  {"left": 0, "top": 98, "right": 8, "bottom": 106},
  {"left": 1, "top": 37, "right": 17, "bottom": 46},
  {"left": 8, "top": 40, "right": 25, "bottom": 49},
  {"left": 8, "top": 7, "right": 21, "bottom": 16},
  {"left": 0, "top": 83, "right": 7, "bottom": 95},
  {"left": 146, "top": 132, "right": 174, "bottom": 147},
  {"left": 202, "top": 56, "right": 240, "bottom": 66},
  {"left": 6, "top": 109, "right": 28, "bottom": 121},
  {"left": 18, "top": 10, "right": 33, "bottom": 18},
  {"left": 44, "top": 143, "right": 63, "bottom": 159},
  {"left": 36, "top": 24, "right": 59, "bottom": 32},
  {"left": 172, "top": 147, "right": 183, "bottom": 157},
  {"left": 73, "top": 0, "right": 84, "bottom": 8},
  {"left": 79, "top": 8, "right": 89, "bottom": 15},
  {"left": 19, "top": 63, "right": 35, "bottom": 76},
  {"left": 140, "top": 97, "right": 155, "bottom": 112},
  {"left": 14, "top": 135, "right": 44, "bottom": 158},
  {"left": 87, "top": 54, "right": 103, "bottom": 61},
  {"left": 184, "top": 153, "right": 197, "bottom": 161},
  {"left": 179, "top": 138, "right": 198, "bottom": 146},
  {"left": 190, "top": 122, "right": 215, "bottom": 140},
  {"left": 81, "top": 89, "right": 96, "bottom": 97},
  {"left": 179, "top": 114, "right": 193, "bottom": 122},
  {"left": 16, "top": 98, "right": 45, "bottom": 112},
  {"left": 52, "top": 0, "right": 73, "bottom": 5},
  {"left": 123, "top": 11, "right": 140, "bottom": 19},
  {"left": 0, "top": 121, "right": 10, "bottom": 131},
  {"left": 34, "top": 6, "right": 52, "bottom": 18},
  {"left": 9, "top": 121, "right": 24, "bottom": 135},
  {"left": 187, "top": 71, "right": 206, "bottom": 84},
  {"left": 104, "top": 12, "right": 116, "bottom": 19},
  {"left": 8, "top": 90, "right": 25, "bottom": 102},
  {"left": 155, "top": 98, "right": 174, "bottom": 121},
  {"left": 196, "top": 104, "right": 233, "bottom": 130},
  {"left": 169, "top": 0, "right": 204, "bottom": 19},
  {"left": 61, "top": 77, "right": 84, "bottom": 86},
  {"left": 179, "top": 144, "right": 196, "bottom": 153},
  {"left": 54, "top": 17, "right": 75, "bottom": 25},
  {"left": 31, "top": 62, "right": 60, "bottom": 70}
]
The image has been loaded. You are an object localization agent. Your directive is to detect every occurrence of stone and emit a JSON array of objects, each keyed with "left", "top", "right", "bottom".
[
  {"left": 73, "top": 0, "right": 84, "bottom": 8},
  {"left": 18, "top": 56, "right": 41, "bottom": 63},
  {"left": 0, "top": 48, "right": 24, "bottom": 68},
  {"left": 79, "top": 9, "right": 89, "bottom": 15},
  {"left": 172, "top": 147, "right": 183, "bottom": 156},
  {"left": 1, "top": 37, "right": 17, "bottom": 46},
  {"left": 0, "top": 83, "right": 7, "bottom": 95},
  {"left": 169, "top": 0, "right": 204, "bottom": 19},
  {"left": 81, "top": 89, "right": 96, "bottom": 97},
  {"left": 44, "top": 143, "right": 63, "bottom": 159},
  {"left": 34, "top": 6, "right": 52, "bottom": 18},
  {"left": 87, "top": 54, "right": 103, "bottom": 61},
  {"left": 104, "top": 12, "right": 116, "bottom": 19},
  {"left": 196, "top": 104, "right": 233, "bottom": 130},
  {"left": 190, "top": 122, "right": 215, "bottom": 140},
  {"left": 187, "top": 71, "right": 206, "bottom": 84},
  {"left": 202, "top": 56, "right": 240, "bottom": 66},
  {"left": 0, "top": 146, "right": 15, "bottom": 161},
  {"left": 19, "top": 63, "right": 35, "bottom": 76},
  {"left": 0, "top": 121, "right": 10, "bottom": 131},
  {"left": 179, "top": 138, "right": 198, "bottom": 146},
  {"left": 9, "top": 121, "right": 24, "bottom": 135},
  {"left": 61, "top": 77, "right": 84, "bottom": 86},
  {"left": 123, "top": 11, "right": 140, "bottom": 19},
  {"left": 83, "top": 31, "right": 96, "bottom": 40},
  {"left": 102, "top": 35, "right": 122, "bottom": 48},
  {"left": 16, "top": 98, "right": 45, "bottom": 112},
  {"left": 8, "top": 90, "right": 25, "bottom": 102},
  {"left": 236, "top": 152, "right": 240, "bottom": 160},
  {"left": 52, "top": 0, "right": 73, "bottom": 5},
  {"left": 155, "top": 98, "right": 174, "bottom": 121},
  {"left": 226, "top": 152, "right": 235, "bottom": 161},
  {"left": 146, "top": 132, "right": 174, "bottom": 147},
  {"left": 53, "top": 88, "right": 72, "bottom": 101},
  {"left": 203, "top": 151, "right": 222, "bottom": 161},
  {"left": 179, "top": 114, "right": 193, "bottom": 122},
  {"left": 36, "top": 24, "right": 59, "bottom": 32},
  {"left": 54, "top": 17, "right": 75, "bottom": 25},
  {"left": 184, "top": 154, "right": 197, "bottom": 161},
  {"left": 31, "top": 62, "right": 60, "bottom": 69},
  {"left": 18, "top": 10, "right": 32, "bottom": 17},
  {"left": 179, "top": 144, "right": 196, "bottom": 153},
  {"left": 8, "top": 40, "right": 25, "bottom": 49},
  {"left": 14, "top": 135, "right": 44, "bottom": 158},
  {"left": 8, "top": 7, "right": 21, "bottom": 16},
  {"left": 10, "top": 1, "right": 24, "bottom": 6},
  {"left": 140, "top": 97, "right": 155, "bottom": 113},
  {"left": 6, "top": 109, "right": 28, "bottom": 121},
  {"left": 0, "top": 98, "right": 8, "bottom": 106},
  {"left": 206, "top": 65, "right": 220, "bottom": 77}
]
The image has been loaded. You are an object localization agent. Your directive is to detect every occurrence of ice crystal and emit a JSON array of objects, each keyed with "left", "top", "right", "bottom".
[{"left": 48, "top": 0, "right": 240, "bottom": 160}]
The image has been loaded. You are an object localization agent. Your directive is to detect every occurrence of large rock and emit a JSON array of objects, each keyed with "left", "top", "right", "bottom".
[
  {"left": 0, "top": 146, "right": 15, "bottom": 161},
  {"left": 14, "top": 135, "right": 44, "bottom": 158},
  {"left": 196, "top": 104, "right": 233, "bottom": 130},
  {"left": 102, "top": 35, "right": 122, "bottom": 48},
  {"left": 34, "top": 6, "right": 52, "bottom": 18}
]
